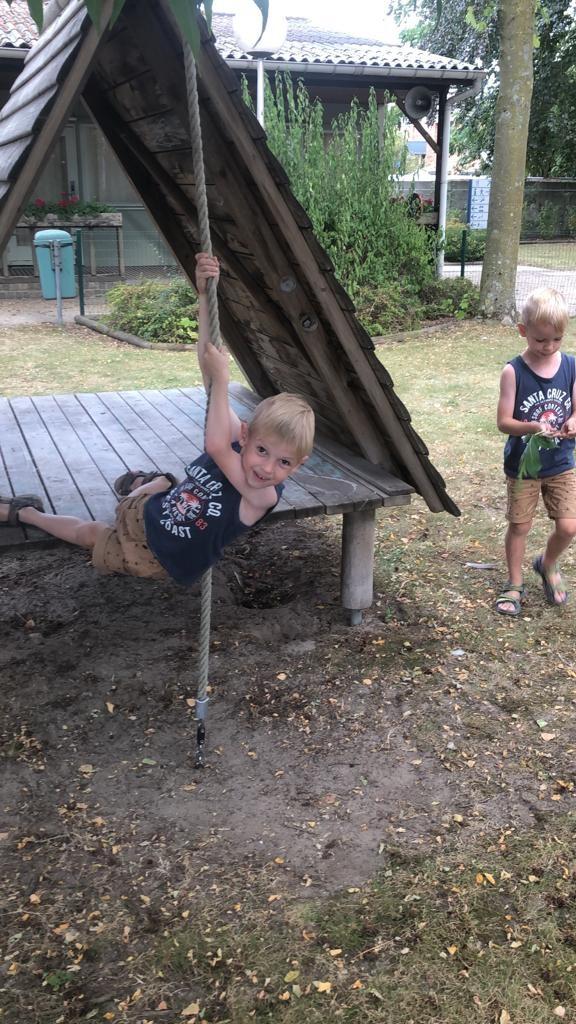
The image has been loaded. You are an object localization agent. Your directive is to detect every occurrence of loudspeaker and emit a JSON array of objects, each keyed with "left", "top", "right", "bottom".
[{"left": 404, "top": 86, "right": 434, "bottom": 120}]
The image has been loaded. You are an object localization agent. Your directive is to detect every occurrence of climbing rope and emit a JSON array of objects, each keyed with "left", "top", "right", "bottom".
[{"left": 183, "top": 38, "right": 222, "bottom": 768}]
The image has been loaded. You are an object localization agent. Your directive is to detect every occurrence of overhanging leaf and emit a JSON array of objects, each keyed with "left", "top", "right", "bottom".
[
  {"left": 170, "top": 0, "right": 201, "bottom": 55},
  {"left": 110, "top": 0, "right": 127, "bottom": 28},
  {"left": 26, "top": 0, "right": 44, "bottom": 30},
  {"left": 251, "top": 0, "right": 269, "bottom": 47}
]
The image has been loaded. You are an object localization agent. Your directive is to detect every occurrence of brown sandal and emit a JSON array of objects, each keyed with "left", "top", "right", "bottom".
[
  {"left": 0, "top": 494, "right": 45, "bottom": 526},
  {"left": 114, "top": 470, "right": 177, "bottom": 497}
]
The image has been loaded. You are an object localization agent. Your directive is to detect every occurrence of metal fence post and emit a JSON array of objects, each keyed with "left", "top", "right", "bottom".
[
  {"left": 75, "top": 229, "right": 85, "bottom": 316},
  {"left": 460, "top": 229, "right": 468, "bottom": 278}
]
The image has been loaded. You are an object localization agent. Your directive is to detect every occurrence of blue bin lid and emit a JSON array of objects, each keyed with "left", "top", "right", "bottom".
[{"left": 34, "top": 228, "right": 73, "bottom": 246}]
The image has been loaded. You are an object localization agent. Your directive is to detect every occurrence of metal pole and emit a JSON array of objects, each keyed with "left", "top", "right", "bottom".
[
  {"left": 460, "top": 229, "right": 468, "bottom": 278},
  {"left": 75, "top": 229, "right": 85, "bottom": 316},
  {"left": 256, "top": 58, "right": 265, "bottom": 127},
  {"left": 53, "top": 241, "right": 63, "bottom": 325}
]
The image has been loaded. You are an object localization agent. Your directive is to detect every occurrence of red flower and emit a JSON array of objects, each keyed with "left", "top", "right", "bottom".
[{"left": 34, "top": 198, "right": 46, "bottom": 207}]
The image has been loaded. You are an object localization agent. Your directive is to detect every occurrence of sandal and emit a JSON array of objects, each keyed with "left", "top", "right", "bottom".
[
  {"left": 532, "top": 554, "right": 568, "bottom": 606},
  {"left": 114, "top": 470, "right": 177, "bottom": 497},
  {"left": 0, "top": 493, "right": 45, "bottom": 526},
  {"left": 495, "top": 581, "right": 526, "bottom": 617}
]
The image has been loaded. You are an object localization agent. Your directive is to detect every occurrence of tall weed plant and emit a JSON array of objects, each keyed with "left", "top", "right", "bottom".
[{"left": 252, "top": 74, "right": 436, "bottom": 298}]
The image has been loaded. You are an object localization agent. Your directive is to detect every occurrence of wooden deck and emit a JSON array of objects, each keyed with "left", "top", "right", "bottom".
[{"left": 0, "top": 382, "right": 413, "bottom": 616}]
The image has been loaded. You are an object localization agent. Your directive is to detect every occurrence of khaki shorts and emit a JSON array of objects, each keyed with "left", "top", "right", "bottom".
[
  {"left": 506, "top": 468, "right": 576, "bottom": 523},
  {"left": 92, "top": 491, "right": 169, "bottom": 580}
]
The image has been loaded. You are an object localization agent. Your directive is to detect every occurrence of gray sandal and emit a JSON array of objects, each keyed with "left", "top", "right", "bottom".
[
  {"left": 0, "top": 494, "right": 45, "bottom": 526},
  {"left": 114, "top": 470, "right": 177, "bottom": 497},
  {"left": 532, "top": 555, "right": 568, "bottom": 606},
  {"left": 495, "top": 581, "right": 526, "bottom": 617}
]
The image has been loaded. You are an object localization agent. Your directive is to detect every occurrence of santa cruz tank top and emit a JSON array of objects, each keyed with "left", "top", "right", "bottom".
[{"left": 503, "top": 353, "right": 576, "bottom": 478}]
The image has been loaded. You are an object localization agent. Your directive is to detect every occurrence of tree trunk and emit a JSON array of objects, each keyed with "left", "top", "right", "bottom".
[{"left": 479, "top": 0, "right": 536, "bottom": 320}]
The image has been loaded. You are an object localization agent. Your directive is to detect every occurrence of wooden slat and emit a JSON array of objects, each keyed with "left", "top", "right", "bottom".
[
  {"left": 54, "top": 393, "right": 132, "bottom": 490},
  {"left": 9, "top": 396, "right": 88, "bottom": 517},
  {"left": 32, "top": 396, "right": 116, "bottom": 522},
  {"left": 96, "top": 392, "right": 185, "bottom": 481},
  {"left": 0, "top": 426, "right": 26, "bottom": 548},
  {"left": 75, "top": 392, "right": 160, "bottom": 472},
  {"left": 0, "top": 396, "right": 50, "bottom": 506}
]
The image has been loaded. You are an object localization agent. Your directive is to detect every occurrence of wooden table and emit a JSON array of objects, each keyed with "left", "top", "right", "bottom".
[{"left": 0, "top": 383, "right": 413, "bottom": 622}]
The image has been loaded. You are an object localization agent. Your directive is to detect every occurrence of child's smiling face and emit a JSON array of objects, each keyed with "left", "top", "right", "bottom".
[{"left": 239, "top": 429, "right": 304, "bottom": 489}]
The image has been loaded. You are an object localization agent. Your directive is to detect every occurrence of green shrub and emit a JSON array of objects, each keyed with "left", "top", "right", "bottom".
[
  {"left": 538, "top": 200, "right": 561, "bottom": 239},
  {"left": 418, "top": 277, "right": 481, "bottom": 320},
  {"left": 254, "top": 74, "right": 437, "bottom": 299},
  {"left": 443, "top": 226, "right": 486, "bottom": 262},
  {"left": 106, "top": 278, "right": 199, "bottom": 345},
  {"left": 356, "top": 281, "right": 424, "bottom": 335}
]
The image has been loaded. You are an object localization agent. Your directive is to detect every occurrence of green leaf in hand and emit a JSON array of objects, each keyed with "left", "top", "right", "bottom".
[{"left": 517, "top": 432, "right": 557, "bottom": 481}]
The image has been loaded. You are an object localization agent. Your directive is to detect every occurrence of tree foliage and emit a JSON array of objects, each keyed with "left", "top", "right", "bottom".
[
  {"left": 392, "top": 0, "right": 576, "bottom": 176},
  {"left": 257, "top": 73, "right": 436, "bottom": 297}
]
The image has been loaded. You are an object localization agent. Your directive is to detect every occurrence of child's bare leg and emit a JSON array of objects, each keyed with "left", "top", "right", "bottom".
[
  {"left": 0, "top": 501, "right": 107, "bottom": 550},
  {"left": 540, "top": 517, "right": 576, "bottom": 602},
  {"left": 500, "top": 520, "right": 531, "bottom": 613}
]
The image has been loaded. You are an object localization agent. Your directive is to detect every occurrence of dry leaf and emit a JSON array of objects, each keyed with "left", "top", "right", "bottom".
[
  {"left": 541, "top": 733, "right": 556, "bottom": 742},
  {"left": 106, "top": 702, "right": 115, "bottom": 714},
  {"left": 313, "top": 981, "right": 332, "bottom": 993},
  {"left": 553, "top": 1007, "right": 566, "bottom": 1018},
  {"left": 29, "top": 893, "right": 41, "bottom": 904},
  {"left": 268, "top": 894, "right": 281, "bottom": 903},
  {"left": 284, "top": 970, "right": 299, "bottom": 983},
  {"left": 181, "top": 1002, "right": 200, "bottom": 1017},
  {"left": 499, "top": 1010, "right": 511, "bottom": 1024},
  {"left": 447, "top": 945, "right": 458, "bottom": 955},
  {"left": 329, "top": 948, "right": 342, "bottom": 956},
  {"left": 484, "top": 873, "right": 496, "bottom": 885},
  {"left": 278, "top": 991, "right": 291, "bottom": 1001}
]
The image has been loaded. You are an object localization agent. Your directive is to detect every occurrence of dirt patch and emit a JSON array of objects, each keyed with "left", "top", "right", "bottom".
[{"left": 2, "top": 506, "right": 576, "bottom": 1021}]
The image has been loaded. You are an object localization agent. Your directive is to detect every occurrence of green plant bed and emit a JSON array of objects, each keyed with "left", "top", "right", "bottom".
[
  {"left": 357, "top": 277, "right": 481, "bottom": 335},
  {"left": 106, "top": 278, "right": 199, "bottom": 345},
  {"left": 443, "top": 226, "right": 487, "bottom": 263}
]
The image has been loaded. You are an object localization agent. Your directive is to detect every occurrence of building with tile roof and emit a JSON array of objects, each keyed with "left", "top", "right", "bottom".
[{"left": 0, "top": 3, "right": 484, "bottom": 281}]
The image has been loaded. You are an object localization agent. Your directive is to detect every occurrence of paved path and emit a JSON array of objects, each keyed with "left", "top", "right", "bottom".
[
  {"left": 0, "top": 297, "right": 106, "bottom": 326},
  {"left": 444, "top": 263, "right": 576, "bottom": 316}
]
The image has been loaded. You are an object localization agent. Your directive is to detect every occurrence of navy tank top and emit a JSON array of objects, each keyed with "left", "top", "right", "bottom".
[
  {"left": 504, "top": 353, "right": 576, "bottom": 478},
  {"left": 143, "top": 447, "right": 282, "bottom": 585}
]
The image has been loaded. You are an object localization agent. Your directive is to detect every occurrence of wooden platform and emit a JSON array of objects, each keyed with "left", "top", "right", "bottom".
[{"left": 0, "top": 383, "right": 413, "bottom": 617}]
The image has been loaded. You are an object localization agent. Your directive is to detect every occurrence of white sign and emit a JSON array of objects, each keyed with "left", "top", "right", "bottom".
[{"left": 468, "top": 177, "right": 491, "bottom": 229}]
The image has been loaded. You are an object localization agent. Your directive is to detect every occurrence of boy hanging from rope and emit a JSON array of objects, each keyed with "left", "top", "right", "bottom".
[{"left": 0, "top": 254, "right": 315, "bottom": 584}]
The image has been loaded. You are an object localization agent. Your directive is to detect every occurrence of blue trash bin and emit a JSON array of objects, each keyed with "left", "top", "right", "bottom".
[{"left": 34, "top": 229, "right": 77, "bottom": 299}]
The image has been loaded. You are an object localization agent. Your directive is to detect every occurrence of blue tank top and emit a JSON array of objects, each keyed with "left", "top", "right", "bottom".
[
  {"left": 143, "top": 447, "right": 282, "bottom": 585},
  {"left": 504, "top": 353, "right": 576, "bottom": 478}
]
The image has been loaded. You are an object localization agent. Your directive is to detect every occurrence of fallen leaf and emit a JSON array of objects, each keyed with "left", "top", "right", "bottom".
[
  {"left": 313, "top": 981, "right": 332, "bottom": 993},
  {"left": 329, "top": 948, "right": 342, "bottom": 957},
  {"left": 447, "top": 945, "right": 458, "bottom": 955},
  {"left": 284, "top": 970, "right": 299, "bottom": 982},
  {"left": 553, "top": 1007, "right": 566, "bottom": 1018},
  {"left": 181, "top": 1002, "right": 200, "bottom": 1017},
  {"left": 278, "top": 991, "right": 291, "bottom": 1001},
  {"left": 500, "top": 1011, "right": 511, "bottom": 1024},
  {"left": 541, "top": 733, "right": 556, "bottom": 742},
  {"left": 105, "top": 702, "right": 115, "bottom": 714}
]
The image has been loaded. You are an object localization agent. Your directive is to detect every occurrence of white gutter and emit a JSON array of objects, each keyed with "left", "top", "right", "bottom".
[
  {"left": 436, "top": 80, "right": 483, "bottom": 276},
  {"left": 0, "top": 47, "right": 29, "bottom": 59},
  {"left": 227, "top": 57, "right": 485, "bottom": 85}
]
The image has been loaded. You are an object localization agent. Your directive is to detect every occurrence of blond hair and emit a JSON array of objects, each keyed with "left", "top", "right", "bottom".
[
  {"left": 520, "top": 287, "right": 569, "bottom": 332},
  {"left": 248, "top": 393, "right": 315, "bottom": 460}
]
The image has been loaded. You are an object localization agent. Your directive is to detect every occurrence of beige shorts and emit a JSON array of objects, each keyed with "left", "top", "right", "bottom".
[
  {"left": 506, "top": 468, "right": 576, "bottom": 523},
  {"left": 92, "top": 491, "right": 169, "bottom": 580}
]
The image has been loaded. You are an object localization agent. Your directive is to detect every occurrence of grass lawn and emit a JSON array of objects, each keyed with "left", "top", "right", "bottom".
[
  {"left": 3, "top": 318, "right": 576, "bottom": 1023},
  {"left": 518, "top": 241, "right": 576, "bottom": 270}
]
